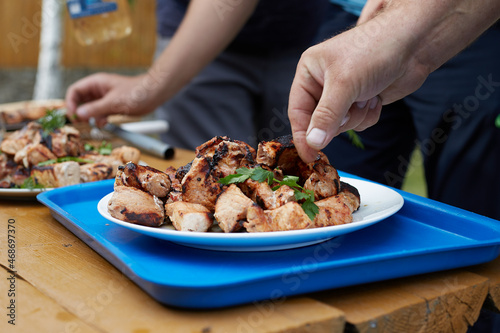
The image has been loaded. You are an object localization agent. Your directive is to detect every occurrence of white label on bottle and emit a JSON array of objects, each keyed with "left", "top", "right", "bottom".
[{"left": 68, "top": 2, "right": 82, "bottom": 15}]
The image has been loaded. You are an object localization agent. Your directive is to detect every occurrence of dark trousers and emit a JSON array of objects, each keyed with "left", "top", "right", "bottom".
[{"left": 319, "top": 5, "right": 500, "bottom": 220}]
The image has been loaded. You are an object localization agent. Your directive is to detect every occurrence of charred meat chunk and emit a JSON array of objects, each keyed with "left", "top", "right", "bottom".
[
  {"left": 165, "top": 201, "right": 213, "bottom": 232},
  {"left": 115, "top": 162, "right": 172, "bottom": 199},
  {"left": 108, "top": 186, "right": 165, "bottom": 227}
]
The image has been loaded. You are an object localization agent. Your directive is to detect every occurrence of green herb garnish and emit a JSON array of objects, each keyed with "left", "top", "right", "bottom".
[
  {"left": 219, "top": 167, "right": 319, "bottom": 220},
  {"left": 346, "top": 130, "right": 364, "bottom": 149},
  {"left": 38, "top": 109, "right": 66, "bottom": 136},
  {"left": 37, "top": 157, "right": 94, "bottom": 167},
  {"left": 84, "top": 141, "right": 112, "bottom": 155},
  {"left": 17, "top": 176, "right": 45, "bottom": 190}
]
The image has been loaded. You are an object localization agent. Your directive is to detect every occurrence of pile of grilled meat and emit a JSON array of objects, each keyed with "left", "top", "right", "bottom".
[
  {"left": 0, "top": 121, "right": 140, "bottom": 188},
  {"left": 108, "top": 135, "right": 360, "bottom": 233}
]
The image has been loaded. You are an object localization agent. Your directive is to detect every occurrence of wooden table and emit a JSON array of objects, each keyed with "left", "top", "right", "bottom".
[{"left": 1, "top": 148, "right": 500, "bottom": 333}]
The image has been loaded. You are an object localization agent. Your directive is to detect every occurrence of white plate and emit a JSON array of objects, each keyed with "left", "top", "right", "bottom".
[
  {"left": 0, "top": 187, "right": 53, "bottom": 198},
  {"left": 97, "top": 178, "right": 404, "bottom": 251}
]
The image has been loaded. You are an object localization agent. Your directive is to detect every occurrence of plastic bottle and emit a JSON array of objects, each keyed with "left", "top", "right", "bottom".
[{"left": 66, "top": 0, "right": 132, "bottom": 46}]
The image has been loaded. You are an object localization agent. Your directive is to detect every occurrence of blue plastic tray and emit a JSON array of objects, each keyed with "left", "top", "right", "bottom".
[{"left": 37, "top": 176, "right": 500, "bottom": 309}]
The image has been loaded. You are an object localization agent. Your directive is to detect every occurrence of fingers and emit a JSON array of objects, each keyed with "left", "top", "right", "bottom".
[
  {"left": 298, "top": 72, "right": 357, "bottom": 162},
  {"left": 64, "top": 73, "right": 117, "bottom": 122},
  {"left": 341, "top": 96, "right": 382, "bottom": 132},
  {"left": 73, "top": 97, "right": 115, "bottom": 123},
  {"left": 357, "top": 0, "right": 386, "bottom": 25},
  {"left": 288, "top": 53, "right": 326, "bottom": 163}
]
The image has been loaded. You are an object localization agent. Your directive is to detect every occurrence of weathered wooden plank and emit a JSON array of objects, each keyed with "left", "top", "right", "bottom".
[
  {"left": 0, "top": 266, "right": 99, "bottom": 333},
  {"left": 0, "top": 185, "right": 345, "bottom": 333},
  {"left": 468, "top": 256, "right": 500, "bottom": 312},
  {"left": 311, "top": 270, "right": 489, "bottom": 333}
]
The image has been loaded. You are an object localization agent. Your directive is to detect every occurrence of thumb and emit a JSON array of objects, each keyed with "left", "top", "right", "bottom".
[
  {"left": 305, "top": 84, "right": 355, "bottom": 152},
  {"left": 75, "top": 96, "right": 116, "bottom": 123}
]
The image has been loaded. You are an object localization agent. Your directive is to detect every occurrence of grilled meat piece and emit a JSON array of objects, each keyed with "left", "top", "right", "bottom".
[
  {"left": 108, "top": 186, "right": 165, "bottom": 227},
  {"left": 275, "top": 185, "right": 297, "bottom": 207},
  {"left": 47, "top": 126, "right": 83, "bottom": 157},
  {"left": 239, "top": 178, "right": 276, "bottom": 209},
  {"left": 110, "top": 146, "right": 141, "bottom": 165},
  {"left": 245, "top": 181, "right": 361, "bottom": 232},
  {"left": 0, "top": 109, "right": 24, "bottom": 125},
  {"left": 0, "top": 153, "right": 15, "bottom": 181},
  {"left": 339, "top": 181, "right": 361, "bottom": 212},
  {"left": 31, "top": 161, "right": 80, "bottom": 188},
  {"left": 165, "top": 201, "right": 213, "bottom": 232},
  {"left": 1, "top": 122, "right": 43, "bottom": 156},
  {"left": 0, "top": 165, "right": 31, "bottom": 188},
  {"left": 14, "top": 143, "right": 57, "bottom": 168},
  {"left": 167, "top": 185, "right": 183, "bottom": 203},
  {"left": 175, "top": 161, "right": 192, "bottom": 182},
  {"left": 303, "top": 162, "right": 340, "bottom": 200},
  {"left": 164, "top": 166, "right": 183, "bottom": 203},
  {"left": 245, "top": 201, "right": 311, "bottom": 232},
  {"left": 214, "top": 184, "right": 254, "bottom": 233},
  {"left": 80, "top": 162, "right": 113, "bottom": 183},
  {"left": 80, "top": 152, "right": 123, "bottom": 177},
  {"left": 115, "top": 162, "right": 171, "bottom": 198},
  {"left": 256, "top": 135, "right": 331, "bottom": 183},
  {"left": 181, "top": 156, "right": 224, "bottom": 211},
  {"left": 196, "top": 136, "right": 255, "bottom": 160},
  {"left": 239, "top": 178, "right": 295, "bottom": 210},
  {"left": 6, "top": 121, "right": 42, "bottom": 142},
  {"left": 0, "top": 138, "right": 30, "bottom": 156},
  {"left": 256, "top": 135, "right": 296, "bottom": 170}
]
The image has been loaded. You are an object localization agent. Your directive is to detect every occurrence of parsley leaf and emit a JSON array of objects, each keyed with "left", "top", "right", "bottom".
[
  {"left": 301, "top": 198, "right": 319, "bottom": 221},
  {"left": 219, "top": 167, "right": 319, "bottom": 220},
  {"left": 249, "top": 167, "right": 274, "bottom": 184},
  {"left": 218, "top": 167, "right": 253, "bottom": 184}
]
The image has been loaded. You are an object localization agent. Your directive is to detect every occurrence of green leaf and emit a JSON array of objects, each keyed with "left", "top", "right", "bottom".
[
  {"left": 250, "top": 167, "right": 274, "bottom": 184},
  {"left": 38, "top": 109, "right": 66, "bottom": 136},
  {"left": 98, "top": 141, "right": 112, "bottom": 155},
  {"left": 218, "top": 172, "right": 251, "bottom": 185},
  {"left": 294, "top": 190, "right": 312, "bottom": 202},
  {"left": 17, "top": 176, "right": 45, "bottom": 190},
  {"left": 301, "top": 199, "right": 319, "bottom": 221},
  {"left": 84, "top": 141, "right": 112, "bottom": 155},
  {"left": 84, "top": 143, "right": 95, "bottom": 152},
  {"left": 277, "top": 175, "right": 300, "bottom": 188},
  {"left": 346, "top": 130, "right": 364, "bottom": 149},
  {"left": 37, "top": 157, "right": 95, "bottom": 167},
  {"left": 218, "top": 166, "right": 319, "bottom": 220}
]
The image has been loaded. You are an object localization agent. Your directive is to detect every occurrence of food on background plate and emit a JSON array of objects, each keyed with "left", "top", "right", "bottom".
[
  {"left": 0, "top": 109, "right": 140, "bottom": 189},
  {"left": 108, "top": 135, "right": 360, "bottom": 233},
  {"left": 0, "top": 100, "right": 65, "bottom": 127}
]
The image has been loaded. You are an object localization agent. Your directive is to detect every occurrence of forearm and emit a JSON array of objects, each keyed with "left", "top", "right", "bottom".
[
  {"left": 373, "top": 0, "right": 500, "bottom": 84},
  {"left": 145, "top": 0, "right": 259, "bottom": 108}
]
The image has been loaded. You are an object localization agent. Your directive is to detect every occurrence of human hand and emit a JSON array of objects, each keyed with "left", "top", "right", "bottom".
[
  {"left": 357, "top": 0, "right": 386, "bottom": 24},
  {"left": 65, "top": 72, "right": 161, "bottom": 127},
  {"left": 288, "top": 13, "right": 430, "bottom": 163}
]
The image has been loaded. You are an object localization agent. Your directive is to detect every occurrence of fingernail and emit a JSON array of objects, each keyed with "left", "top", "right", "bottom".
[
  {"left": 369, "top": 96, "right": 379, "bottom": 109},
  {"left": 76, "top": 106, "right": 88, "bottom": 118},
  {"left": 307, "top": 128, "right": 327, "bottom": 148},
  {"left": 356, "top": 100, "right": 368, "bottom": 109},
  {"left": 340, "top": 114, "right": 350, "bottom": 127}
]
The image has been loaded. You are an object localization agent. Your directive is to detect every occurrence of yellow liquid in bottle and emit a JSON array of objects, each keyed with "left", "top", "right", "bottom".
[{"left": 72, "top": 0, "right": 132, "bottom": 46}]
